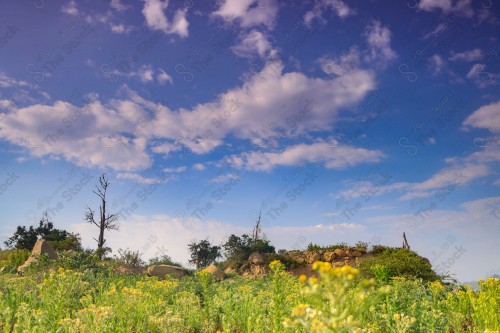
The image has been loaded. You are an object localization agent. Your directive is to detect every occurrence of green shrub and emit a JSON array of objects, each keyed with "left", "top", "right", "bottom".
[
  {"left": 266, "top": 253, "right": 300, "bottom": 270},
  {"left": 115, "top": 248, "right": 145, "bottom": 267},
  {"left": 358, "top": 248, "right": 439, "bottom": 282},
  {"left": 147, "top": 254, "right": 183, "bottom": 267},
  {"left": 0, "top": 249, "right": 30, "bottom": 273}
]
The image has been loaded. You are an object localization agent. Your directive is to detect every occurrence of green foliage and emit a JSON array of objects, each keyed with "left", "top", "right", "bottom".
[
  {"left": 358, "top": 248, "right": 439, "bottom": 282},
  {"left": 188, "top": 239, "right": 221, "bottom": 269},
  {"left": 147, "top": 254, "right": 182, "bottom": 267},
  {"left": 372, "top": 264, "right": 391, "bottom": 284},
  {"left": 0, "top": 249, "right": 30, "bottom": 274},
  {"left": 4, "top": 213, "right": 81, "bottom": 251},
  {"left": 370, "top": 244, "right": 389, "bottom": 254},
  {"left": 306, "top": 242, "right": 348, "bottom": 252},
  {"left": 114, "top": 248, "right": 145, "bottom": 267},
  {"left": 222, "top": 234, "right": 275, "bottom": 270},
  {"left": 266, "top": 253, "right": 300, "bottom": 270}
]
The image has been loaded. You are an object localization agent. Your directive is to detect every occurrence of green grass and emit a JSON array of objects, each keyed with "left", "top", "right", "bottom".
[{"left": 0, "top": 261, "right": 499, "bottom": 332}]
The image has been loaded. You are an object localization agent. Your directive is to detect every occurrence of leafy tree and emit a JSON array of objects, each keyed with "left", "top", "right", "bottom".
[
  {"left": 222, "top": 234, "right": 275, "bottom": 269},
  {"left": 85, "top": 174, "right": 119, "bottom": 259},
  {"left": 4, "top": 213, "right": 81, "bottom": 251},
  {"left": 148, "top": 254, "right": 182, "bottom": 267},
  {"left": 188, "top": 239, "right": 221, "bottom": 269}
]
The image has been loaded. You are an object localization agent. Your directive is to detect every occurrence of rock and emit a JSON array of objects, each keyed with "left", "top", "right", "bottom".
[
  {"left": 249, "top": 252, "right": 268, "bottom": 276},
  {"left": 251, "top": 264, "right": 268, "bottom": 275},
  {"left": 295, "top": 256, "right": 305, "bottom": 264},
  {"left": 306, "top": 252, "right": 321, "bottom": 264},
  {"left": 18, "top": 239, "right": 58, "bottom": 274},
  {"left": 248, "top": 252, "right": 265, "bottom": 265},
  {"left": 323, "top": 251, "right": 336, "bottom": 262},
  {"left": 147, "top": 265, "right": 187, "bottom": 279},
  {"left": 351, "top": 250, "right": 363, "bottom": 257},
  {"left": 224, "top": 267, "right": 236, "bottom": 274},
  {"left": 202, "top": 265, "right": 225, "bottom": 281},
  {"left": 333, "top": 248, "right": 346, "bottom": 258}
]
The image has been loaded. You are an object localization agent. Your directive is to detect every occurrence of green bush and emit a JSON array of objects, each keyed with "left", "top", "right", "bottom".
[
  {"left": 266, "top": 253, "right": 300, "bottom": 270},
  {"left": 358, "top": 248, "right": 439, "bottom": 282},
  {"left": 147, "top": 254, "right": 183, "bottom": 267},
  {"left": 115, "top": 248, "right": 145, "bottom": 267},
  {"left": 306, "top": 242, "right": 348, "bottom": 252},
  {"left": 0, "top": 249, "right": 30, "bottom": 273}
]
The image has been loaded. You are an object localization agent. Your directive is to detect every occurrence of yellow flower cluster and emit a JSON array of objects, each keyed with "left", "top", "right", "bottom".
[
  {"left": 269, "top": 259, "right": 285, "bottom": 272},
  {"left": 312, "top": 261, "right": 360, "bottom": 280}
]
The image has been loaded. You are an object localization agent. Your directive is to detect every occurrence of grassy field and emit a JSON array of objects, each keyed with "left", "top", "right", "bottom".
[{"left": 0, "top": 260, "right": 499, "bottom": 333}]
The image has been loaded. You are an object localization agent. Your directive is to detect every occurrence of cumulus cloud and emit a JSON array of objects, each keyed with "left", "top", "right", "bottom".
[
  {"left": 212, "top": 0, "right": 278, "bottom": 30},
  {"left": 0, "top": 59, "right": 377, "bottom": 172},
  {"left": 304, "top": 0, "right": 355, "bottom": 27},
  {"left": 142, "top": 0, "right": 189, "bottom": 37}
]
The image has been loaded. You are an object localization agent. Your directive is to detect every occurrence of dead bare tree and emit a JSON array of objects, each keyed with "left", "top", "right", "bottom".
[
  {"left": 252, "top": 211, "right": 262, "bottom": 243},
  {"left": 402, "top": 232, "right": 410, "bottom": 250},
  {"left": 85, "top": 174, "right": 119, "bottom": 259}
]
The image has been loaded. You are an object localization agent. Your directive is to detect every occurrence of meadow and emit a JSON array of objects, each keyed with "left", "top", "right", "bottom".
[{"left": 0, "top": 260, "right": 499, "bottom": 333}]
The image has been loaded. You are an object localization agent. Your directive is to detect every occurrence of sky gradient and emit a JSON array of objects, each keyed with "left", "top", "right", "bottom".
[{"left": 0, "top": 0, "right": 499, "bottom": 281}]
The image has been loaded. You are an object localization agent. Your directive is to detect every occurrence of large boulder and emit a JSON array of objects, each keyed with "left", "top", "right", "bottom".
[
  {"left": 248, "top": 252, "right": 267, "bottom": 276},
  {"left": 202, "top": 265, "right": 225, "bottom": 281},
  {"left": 18, "top": 239, "right": 58, "bottom": 274},
  {"left": 323, "top": 251, "right": 336, "bottom": 262},
  {"left": 333, "top": 248, "right": 346, "bottom": 258},
  {"left": 147, "top": 265, "right": 187, "bottom": 279},
  {"left": 306, "top": 252, "right": 321, "bottom": 264},
  {"left": 248, "top": 252, "right": 265, "bottom": 265}
]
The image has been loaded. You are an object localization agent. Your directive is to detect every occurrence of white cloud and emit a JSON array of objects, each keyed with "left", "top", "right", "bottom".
[
  {"left": 209, "top": 172, "right": 241, "bottom": 183},
  {"left": 110, "top": 0, "right": 131, "bottom": 11},
  {"left": 157, "top": 69, "right": 173, "bottom": 85},
  {"left": 417, "top": 0, "right": 473, "bottom": 17},
  {"left": 142, "top": 0, "right": 189, "bottom": 38},
  {"left": 116, "top": 172, "right": 173, "bottom": 184},
  {"left": 364, "top": 20, "right": 397, "bottom": 67},
  {"left": 466, "top": 64, "right": 499, "bottom": 88},
  {"left": 428, "top": 54, "right": 445, "bottom": 75},
  {"left": 0, "top": 58, "right": 376, "bottom": 172},
  {"left": 225, "top": 139, "right": 384, "bottom": 172},
  {"left": 193, "top": 163, "right": 206, "bottom": 171},
  {"left": 304, "top": 0, "right": 355, "bottom": 27},
  {"left": 110, "top": 24, "right": 133, "bottom": 34},
  {"left": 449, "top": 48, "right": 483, "bottom": 62},
  {"left": 231, "top": 30, "right": 276, "bottom": 59},
  {"left": 0, "top": 100, "right": 152, "bottom": 171},
  {"left": 0, "top": 72, "right": 32, "bottom": 88},
  {"left": 212, "top": 0, "right": 278, "bottom": 30},
  {"left": 163, "top": 166, "right": 187, "bottom": 173},
  {"left": 61, "top": 0, "right": 79, "bottom": 16},
  {"left": 463, "top": 101, "right": 500, "bottom": 133}
]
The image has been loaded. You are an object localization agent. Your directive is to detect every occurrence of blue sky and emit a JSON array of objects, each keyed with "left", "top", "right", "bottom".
[{"left": 0, "top": 0, "right": 499, "bottom": 281}]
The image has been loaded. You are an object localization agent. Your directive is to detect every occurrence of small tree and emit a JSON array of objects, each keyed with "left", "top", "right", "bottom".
[
  {"left": 85, "top": 174, "right": 119, "bottom": 259},
  {"left": 188, "top": 239, "right": 221, "bottom": 269},
  {"left": 4, "top": 212, "right": 81, "bottom": 251}
]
